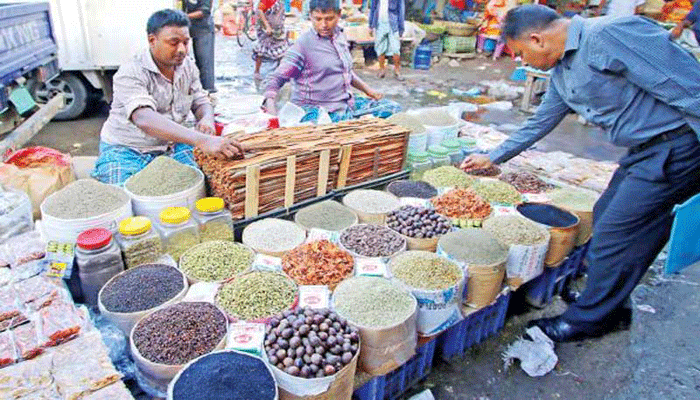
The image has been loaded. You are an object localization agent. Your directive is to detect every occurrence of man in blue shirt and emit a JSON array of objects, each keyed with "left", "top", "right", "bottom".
[
  {"left": 671, "top": 0, "right": 700, "bottom": 43},
  {"left": 463, "top": 5, "right": 700, "bottom": 342}
]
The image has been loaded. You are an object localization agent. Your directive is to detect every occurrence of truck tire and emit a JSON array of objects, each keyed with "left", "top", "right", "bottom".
[{"left": 31, "top": 73, "right": 89, "bottom": 120}]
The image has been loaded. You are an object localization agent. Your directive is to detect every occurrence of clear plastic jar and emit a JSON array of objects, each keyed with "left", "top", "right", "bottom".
[
  {"left": 408, "top": 150, "right": 432, "bottom": 181},
  {"left": 458, "top": 137, "right": 477, "bottom": 158},
  {"left": 117, "top": 216, "right": 162, "bottom": 269},
  {"left": 158, "top": 207, "right": 200, "bottom": 262},
  {"left": 194, "top": 197, "right": 233, "bottom": 242},
  {"left": 76, "top": 228, "right": 124, "bottom": 306},
  {"left": 441, "top": 138, "right": 463, "bottom": 166},
  {"left": 427, "top": 145, "right": 451, "bottom": 168}
]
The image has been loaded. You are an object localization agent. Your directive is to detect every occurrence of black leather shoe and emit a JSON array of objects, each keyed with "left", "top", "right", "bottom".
[
  {"left": 527, "top": 308, "right": 633, "bottom": 342},
  {"left": 527, "top": 316, "right": 599, "bottom": 342}
]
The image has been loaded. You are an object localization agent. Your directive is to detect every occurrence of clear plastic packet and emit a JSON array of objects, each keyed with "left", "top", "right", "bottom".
[
  {"left": 0, "top": 285, "right": 22, "bottom": 323},
  {"left": 0, "top": 185, "right": 33, "bottom": 246},
  {"left": 0, "top": 352, "right": 53, "bottom": 398},
  {"left": 0, "top": 330, "right": 17, "bottom": 367},
  {"left": 39, "top": 300, "right": 85, "bottom": 347},
  {"left": 81, "top": 380, "right": 133, "bottom": 400},
  {"left": 14, "top": 383, "right": 62, "bottom": 399},
  {"left": 12, "top": 259, "right": 45, "bottom": 282},
  {"left": 12, "top": 320, "right": 44, "bottom": 360},
  {"left": 14, "top": 275, "right": 63, "bottom": 311},
  {"left": 0, "top": 314, "right": 28, "bottom": 332},
  {"left": 0, "top": 267, "right": 13, "bottom": 287},
  {"left": 51, "top": 331, "right": 122, "bottom": 400},
  {"left": 90, "top": 311, "right": 134, "bottom": 380},
  {"left": 4, "top": 231, "right": 45, "bottom": 268}
]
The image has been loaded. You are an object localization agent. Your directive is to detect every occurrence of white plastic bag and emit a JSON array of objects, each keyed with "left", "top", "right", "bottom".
[
  {"left": 278, "top": 102, "right": 307, "bottom": 127},
  {"left": 0, "top": 185, "right": 33, "bottom": 245}
]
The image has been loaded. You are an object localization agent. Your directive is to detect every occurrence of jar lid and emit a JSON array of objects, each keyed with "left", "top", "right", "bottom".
[
  {"left": 441, "top": 138, "right": 461, "bottom": 150},
  {"left": 160, "top": 207, "right": 191, "bottom": 224},
  {"left": 119, "top": 216, "right": 152, "bottom": 236},
  {"left": 196, "top": 197, "right": 225, "bottom": 213},
  {"left": 428, "top": 145, "right": 450, "bottom": 156},
  {"left": 458, "top": 137, "right": 477, "bottom": 146},
  {"left": 77, "top": 228, "right": 112, "bottom": 250}
]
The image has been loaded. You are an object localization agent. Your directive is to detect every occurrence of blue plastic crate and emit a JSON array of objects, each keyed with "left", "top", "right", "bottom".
[
  {"left": 523, "top": 244, "right": 589, "bottom": 307},
  {"left": 436, "top": 291, "right": 511, "bottom": 361},
  {"left": 354, "top": 338, "right": 437, "bottom": 400},
  {"left": 666, "top": 192, "right": 700, "bottom": 274}
]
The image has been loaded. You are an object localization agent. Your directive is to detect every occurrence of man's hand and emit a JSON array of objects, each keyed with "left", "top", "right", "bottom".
[
  {"left": 196, "top": 118, "right": 216, "bottom": 135},
  {"left": 460, "top": 154, "right": 493, "bottom": 172},
  {"left": 197, "top": 135, "right": 245, "bottom": 159},
  {"left": 671, "top": 24, "right": 684, "bottom": 39},
  {"left": 262, "top": 98, "right": 277, "bottom": 115},
  {"left": 265, "top": 26, "right": 273, "bottom": 35},
  {"left": 366, "top": 90, "right": 383, "bottom": 101}
]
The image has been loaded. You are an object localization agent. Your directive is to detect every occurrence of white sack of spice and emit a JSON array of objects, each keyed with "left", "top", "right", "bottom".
[
  {"left": 42, "top": 179, "right": 130, "bottom": 220},
  {"left": 343, "top": 190, "right": 400, "bottom": 215},
  {"left": 390, "top": 251, "right": 465, "bottom": 336},
  {"left": 243, "top": 218, "right": 306, "bottom": 255},
  {"left": 483, "top": 216, "right": 549, "bottom": 284}
]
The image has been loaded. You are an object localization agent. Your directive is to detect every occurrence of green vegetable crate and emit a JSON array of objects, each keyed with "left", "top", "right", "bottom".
[{"left": 443, "top": 35, "right": 476, "bottom": 54}]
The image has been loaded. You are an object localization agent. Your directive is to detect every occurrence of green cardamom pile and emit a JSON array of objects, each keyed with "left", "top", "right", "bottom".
[
  {"left": 216, "top": 272, "right": 297, "bottom": 321},
  {"left": 470, "top": 179, "right": 522, "bottom": 204},
  {"left": 421, "top": 166, "right": 475, "bottom": 188},
  {"left": 391, "top": 251, "right": 462, "bottom": 290},
  {"left": 180, "top": 241, "right": 254, "bottom": 282}
]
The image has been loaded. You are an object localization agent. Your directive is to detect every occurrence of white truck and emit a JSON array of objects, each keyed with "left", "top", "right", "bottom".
[{"left": 22, "top": 0, "right": 175, "bottom": 120}]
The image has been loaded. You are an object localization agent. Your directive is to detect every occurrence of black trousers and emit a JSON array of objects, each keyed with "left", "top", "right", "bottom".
[
  {"left": 562, "top": 129, "right": 700, "bottom": 328},
  {"left": 191, "top": 25, "right": 216, "bottom": 92}
]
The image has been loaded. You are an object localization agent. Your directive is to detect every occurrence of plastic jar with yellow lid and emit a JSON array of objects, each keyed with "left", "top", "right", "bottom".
[
  {"left": 157, "top": 207, "right": 200, "bottom": 262},
  {"left": 117, "top": 216, "right": 162, "bottom": 269},
  {"left": 193, "top": 197, "right": 233, "bottom": 242}
]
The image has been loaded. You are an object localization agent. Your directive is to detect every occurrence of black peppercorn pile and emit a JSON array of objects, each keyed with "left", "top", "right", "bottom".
[
  {"left": 100, "top": 264, "right": 184, "bottom": 313},
  {"left": 387, "top": 206, "right": 452, "bottom": 239},
  {"left": 340, "top": 224, "right": 405, "bottom": 257},
  {"left": 264, "top": 307, "right": 359, "bottom": 378},
  {"left": 172, "top": 352, "right": 277, "bottom": 400},
  {"left": 133, "top": 302, "right": 227, "bottom": 365}
]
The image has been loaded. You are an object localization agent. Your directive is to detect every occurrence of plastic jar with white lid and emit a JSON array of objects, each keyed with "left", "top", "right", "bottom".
[
  {"left": 193, "top": 198, "right": 233, "bottom": 242},
  {"left": 76, "top": 228, "right": 125, "bottom": 306},
  {"left": 158, "top": 207, "right": 200, "bottom": 262}
]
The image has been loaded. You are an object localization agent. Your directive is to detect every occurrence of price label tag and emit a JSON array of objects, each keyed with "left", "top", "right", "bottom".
[
  {"left": 227, "top": 323, "right": 266, "bottom": 356},
  {"left": 523, "top": 193, "right": 551, "bottom": 203},
  {"left": 306, "top": 228, "right": 340, "bottom": 244},
  {"left": 252, "top": 254, "right": 282, "bottom": 272},
  {"left": 298, "top": 285, "right": 330, "bottom": 309},
  {"left": 355, "top": 258, "right": 388, "bottom": 278},
  {"left": 492, "top": 205, "right": 518, "bottom": 216}
]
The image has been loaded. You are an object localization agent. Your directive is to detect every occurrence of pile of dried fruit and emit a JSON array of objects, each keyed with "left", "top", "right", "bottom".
[
  {"left": 499, "top": 171, "right": 555, "bottom": 194},
  {"left": 339, "top": 224, "right": 405, "bottom": 257},
  {"left": 282, "top": 240, "right": 354, "bottom": 289},
  {"left": 387, "top": 206, "right": 451, "bottom": 238},
  {"left": 264, "top": 308, "right": 360, "bottom": 378},
  {"left": 430, "top": 188, "right": 492, "bottom": 219}
]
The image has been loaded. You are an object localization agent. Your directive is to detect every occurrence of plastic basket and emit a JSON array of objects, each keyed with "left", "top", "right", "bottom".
[
  {"left": 436, "top": 290, "right": 510, "bottom": 361},
  {"left": 443, "top": 35, "right": 476, "bottom": 54},
  {"left": 665, "top": 192, "right": 700, "bottom": 274},
  {"left": 429, "top": 39, "right": 443, "bottom": 55},
  {"left": 522, "top": 243, "right": 589, "bottom": 308},
  {"left": 354, "top": 338, "right": 437, "bottom": 400}
]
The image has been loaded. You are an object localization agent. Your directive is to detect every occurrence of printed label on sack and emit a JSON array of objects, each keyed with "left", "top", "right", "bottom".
[
  {"left": 298, "top": 285, "right": 330, "bottom": 309},
  {"left": 492, "top": 205, "right": 518, "bottom": 216},
  {"left": 306, "top": 228, "right": 340, "bottom": 244},
  {"left": 227, "top": 323, "right": 266, "bottom": 356},
  {"left": 523, "top": 193, "right": 551, "bottom": 203},
  {"left": 252, "top": 254, "right": 283, "bottom": 272},
  {"left": 355, "top": 258, "right": 388, "bottom": 278},
  {"left": 399, "top": 197, "right": 432, "bottom": 208}
]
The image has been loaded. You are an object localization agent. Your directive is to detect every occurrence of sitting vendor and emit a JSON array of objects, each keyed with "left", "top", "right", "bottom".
[
  {"left": 262, "top": 0, "right": 401, "bottom": 123},
  {"left": 92, "top": 9, "right": 243, "bottom": 185}
]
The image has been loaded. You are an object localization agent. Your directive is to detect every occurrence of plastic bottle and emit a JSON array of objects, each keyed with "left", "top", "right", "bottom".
[
  {"left": 158, "top": 207, "right": 200, "bottom": 262},
  {"left": 117, "top": 216, "right": 163, "bottom": 269},
  {"left": 427, "top": 145, "right": 451, "bottom": 168},
  {"left": 407, "top": 150, "right": 433, "bottom": 181},
  {"left": 76, "top": 228, "right": 125, "bottom": 306},
  {"left": 193, "top": 197, "right": 233, "bottom": 242},
  {"left": 441, "top": 138, "right": 463, "bottom": 166}
]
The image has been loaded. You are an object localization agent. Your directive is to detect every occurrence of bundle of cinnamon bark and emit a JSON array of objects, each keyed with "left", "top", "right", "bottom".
[{"left": 195, "top": 119, "right": 410, "bottom": 219}]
